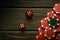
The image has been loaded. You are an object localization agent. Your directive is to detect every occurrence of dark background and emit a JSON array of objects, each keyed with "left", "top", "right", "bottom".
[{"left": 0, "top": 0, "right": 60, "bottom": 40}]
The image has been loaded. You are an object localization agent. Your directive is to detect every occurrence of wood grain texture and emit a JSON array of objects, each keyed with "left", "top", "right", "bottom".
[
  {"left": 0, "top": 36, "right": 36, "bottom": 40},
  {"left": 0, "top": 0, "right": 60, "bottom": 7},
  {"left": 0, "top": 8, "right": 52, "bottom": 31},
  {"left": 0, "top": 31, "right": 37, "bottom": 40},
  {"left": 0, "top": 31, "right": 37, "bottom": 36}
]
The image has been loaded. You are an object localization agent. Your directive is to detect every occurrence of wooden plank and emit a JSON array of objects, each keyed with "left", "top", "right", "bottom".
[
  {"left": 0, "top": 8, "right": 52, "bottom": 31},
  {"left": 0, "top": 35, "right": 36, "bottom": 40},
  {"left": 0, "top": 31, "right": 37, "bottom": 36},
  {"left": 0, "top": 31, "right": 37, "bottom": 40},
  {"left": 0, "top": 0, "right": 60, "bottom": 7}
]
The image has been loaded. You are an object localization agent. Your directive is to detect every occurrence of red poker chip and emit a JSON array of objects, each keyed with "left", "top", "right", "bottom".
[
  {"left": 53, "top": 25, "right": 60, "bottom": 32},
  {"left": 53, "top": 3, "right": 60, "bottom": 14},
  {"left": 46, "top": 11, "right": 60, "bottom": 22},
  {"left": 46, "top": 11, "right": 60, "bottom": 29},
  {"left": 38, "top": 28, "right": 45, "bottom": 36},
  {"left": 36, "top": 28, "right": 45, "bottom": 40},
  {"left": 54, "top": 32, "right": 60, "bottom": 40},
  {"left": 36, "top": 33, "right": 45, "bottom": 40},
  {"left": 54, "top": 36, "right": 60, "bottom": 40},
  {"left": 56, "top": 15, "right": 60, "bottom": 22},
  {"left": 55, "top": 36, "right": 60, "bottom": 40},
  {"left": 47, "top": 11, "right": 56, "bottom": 18},
  {"left": 44, "top": 28, "right": 55, "bottom": 39},
  {"left": 41, "top": 18, "right": 49, "bottom": 29}
]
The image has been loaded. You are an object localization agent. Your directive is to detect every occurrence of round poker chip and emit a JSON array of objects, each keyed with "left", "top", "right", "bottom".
[
  {"left": 47, "top": 11, "right": 56, "bottom": 18},
  {"left": 44, "top": 28, "right": 55, "bottom": 39},
  {"left": 53, "top": 25, "right": 60, "bottom": 32},
  {"left": 48, "top": 16, "right": 59, "bottom": 29},
  {"left": 41, "top": 18, "right": 49, "bottom": 29},
  {"left": 36, "top": 28, "right": 46, "bottom": 40},
  {"left": 56, "top": 15, "right": 60, "bottom": 22},
  {"left": 54, "top": 32, "right": 60, "bottom": 40},
  {"left": 53, "top": 3, "right": 60, "bottom": 14},
  {"left": 36, "top": 33, "right": 45, "bottom": 40},
  {"left": 38, "top": 28, "right": 45, "bottom": 35}
]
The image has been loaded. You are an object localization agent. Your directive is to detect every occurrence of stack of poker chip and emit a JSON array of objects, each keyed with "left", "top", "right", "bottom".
[{"left": 36, "top": 3, "right": 60, "bottom": 40}]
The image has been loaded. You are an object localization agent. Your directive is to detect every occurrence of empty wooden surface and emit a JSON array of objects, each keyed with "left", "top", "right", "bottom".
[
  {"left": 0, "top": 0, "right": 60, "bottom": 7},
  {"left": 0, "top": 31, "right": 37, "bottom": 40},
  {"left": 0, "top": 0, "right": 60, "bottom": 40}
]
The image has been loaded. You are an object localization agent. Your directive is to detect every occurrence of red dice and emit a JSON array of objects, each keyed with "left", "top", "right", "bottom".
[
  {"left": 19, "top": 22, "right": 25, "bottom": 31},
  {"left": 26, "top": 8, "right": 33, "bottom": 19}
]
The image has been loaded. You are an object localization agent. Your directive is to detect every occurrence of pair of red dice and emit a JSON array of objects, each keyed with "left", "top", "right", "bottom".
[
  {"left": 36, "top": 3, "right": 60, "bottom": 40},
  {"left": 19, "top": 9, "right": 33, "bottom": 31}
]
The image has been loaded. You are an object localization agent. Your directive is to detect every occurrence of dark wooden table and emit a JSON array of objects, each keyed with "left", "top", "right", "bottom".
[{"left": 0, "top": 0, "right": 60, "bottom": 40}]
